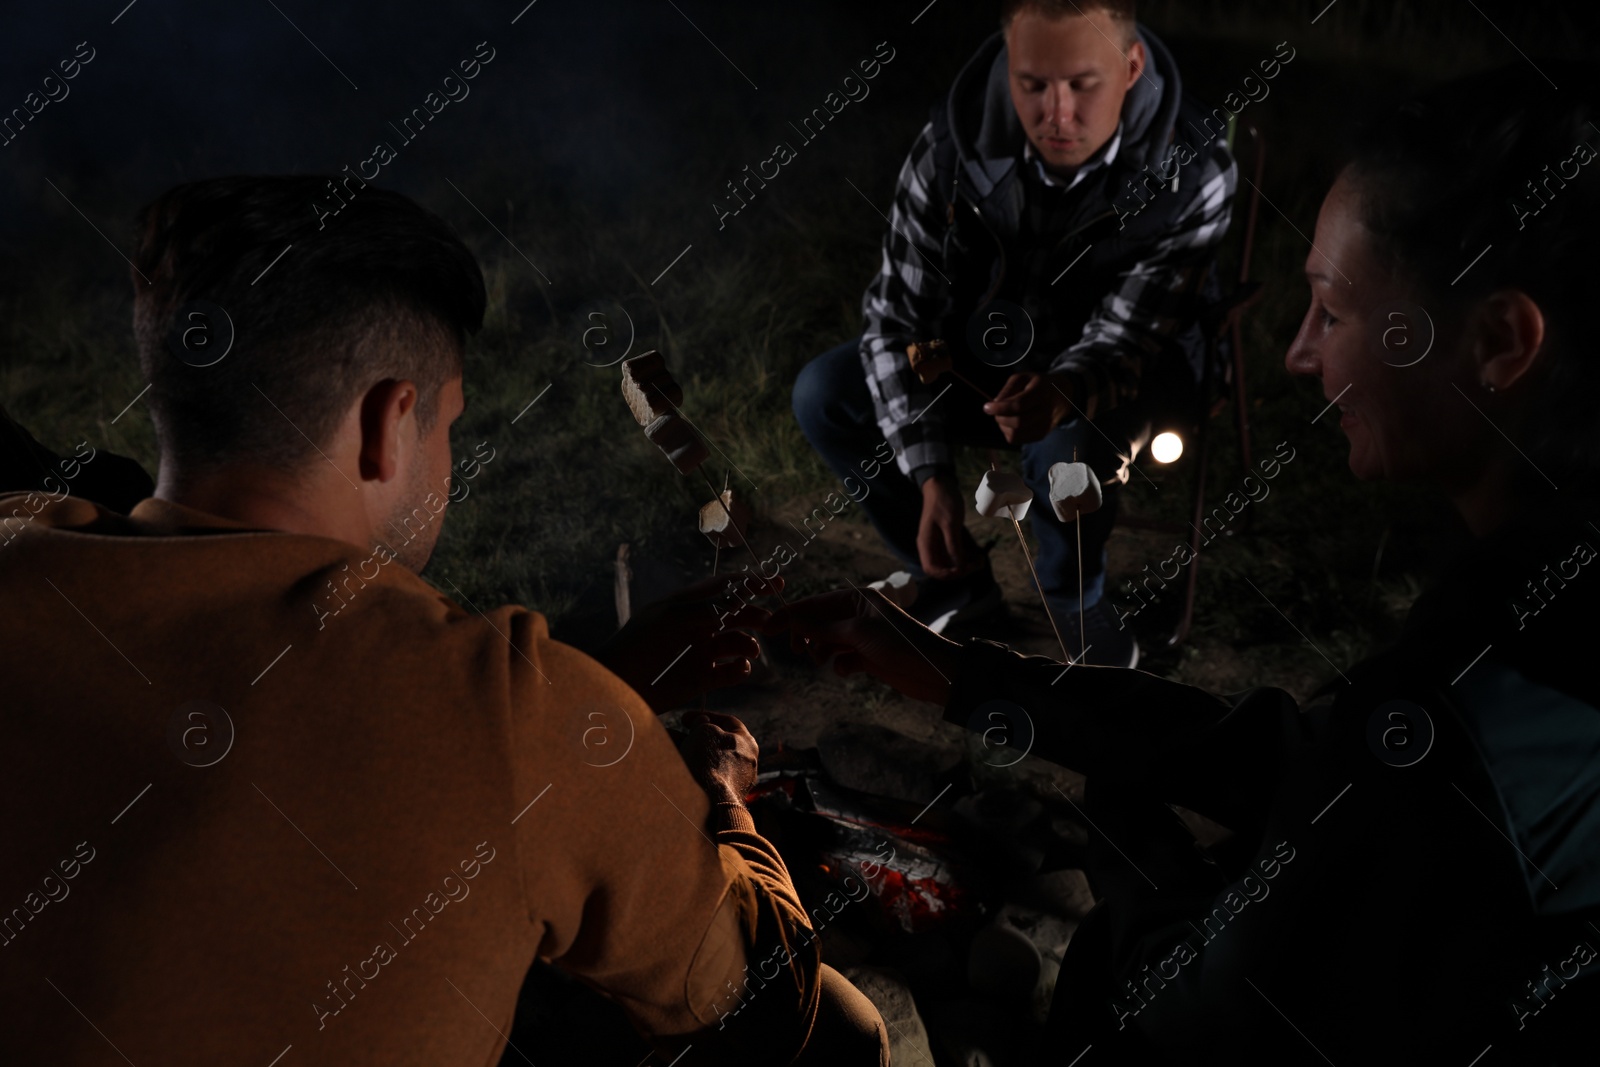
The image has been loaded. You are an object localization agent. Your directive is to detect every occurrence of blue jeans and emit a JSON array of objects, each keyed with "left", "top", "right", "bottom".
[{"left": 793, "top": 339, "right": 1154, "bottom": 617}]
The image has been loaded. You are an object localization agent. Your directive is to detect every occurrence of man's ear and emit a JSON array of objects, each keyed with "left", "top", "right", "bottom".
[
  {"left": 358, "top": 378, "right": 419, "bottom": 483},
  {"left": 1126, "top": 39, "right": 1146, "bottom": 89},
  {"left": 1472, "top": 290, "right": 1545, "bottom": 393}
]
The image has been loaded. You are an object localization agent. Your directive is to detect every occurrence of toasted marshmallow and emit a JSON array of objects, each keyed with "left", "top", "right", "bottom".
[
  {"left": 698, "top": 489, "right": 751, "bottom": 548},
  {"left": 645, "top": 413, "right": 708, "bottom": 475},
  {"left": 621, "top": 350, "right": 683, "bottom": 426},
  {"left": 906, "top": 340, "right": 952, "bottom": 386}
]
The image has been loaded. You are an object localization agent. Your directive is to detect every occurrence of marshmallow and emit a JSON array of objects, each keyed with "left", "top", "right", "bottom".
[
  {"left": 868, "top": 570, "right": 918, "bottom": 611},
  {"left": 1047, "top": 462, "right": 1102, "bottom": 522},
  {"left": 644, "top": 413, "right": 708, "bottom": 475},
  {"left": 974, "top": 469, "right": 1032, "bottom": 521},
  {"left": 906, "top": 340, "right": 952, "bottom": 386},
  {"left": 621, "top": 350, "right": 683, "bottom": 426},
  {"left": 698, "top": 489, "right": 751, "bottom": 548}
]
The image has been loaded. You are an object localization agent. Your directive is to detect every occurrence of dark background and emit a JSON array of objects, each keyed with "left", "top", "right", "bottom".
[{"left": 3, "top": 0, "right": 1597, "bottom": 236}]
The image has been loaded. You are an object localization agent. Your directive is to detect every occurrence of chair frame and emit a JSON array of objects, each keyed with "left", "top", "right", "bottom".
[{"left": 1120, "top": 119, "right": 1267, "bottom": 647}]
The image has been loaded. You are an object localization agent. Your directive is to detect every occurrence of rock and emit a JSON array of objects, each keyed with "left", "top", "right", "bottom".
[
  {"left": 817, "top": 921, "right": 873, "bottom": 970},
  {"left": 967, "top": 914, "right": 1042, "bottom": 1002},
  {"left": 1035, "top": 952, "right": 1062, "bottom": 1028},
  {"left": 951, "top": 789, "right": 1043, "bottom": 837},
  {"left": 1010, "top": 868, "right": 1096, "bottom": 921},
  {"left": 998, "top": 903, "right": 1079, "bottom": 1024},
  {"left": 1000, "top": 903, "right": 1076, "bottom": 963},
  {"left": 923, "top": 997, "right": 1026, "bottom": 1067},
  {"left": 816, "top": 722, "right": 965, "bottom": 805},
  {"left": 840, "top": 966, "right": 935, "bottom": 1066},
  {"left": 1171, "top": 803, "right": 1236, "bottom": 849},
  {"left": 974, "top": 756, "right": 1087, "bottom": 817},
  {"left": 951, "top": 789, "right": 1049, "bottom": 879}
]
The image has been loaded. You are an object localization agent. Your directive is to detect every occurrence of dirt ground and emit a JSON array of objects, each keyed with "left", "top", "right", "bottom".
[{"left": 686, "top": 478, "right": 1329, "bottom": 747}]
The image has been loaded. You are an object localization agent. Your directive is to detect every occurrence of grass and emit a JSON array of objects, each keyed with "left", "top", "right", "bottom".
[{"left": 1, "top": 0, "right": 1576, "bottom": 691}]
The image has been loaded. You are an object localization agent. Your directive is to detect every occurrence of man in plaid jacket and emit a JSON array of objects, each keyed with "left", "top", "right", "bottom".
[{"left": 794, "top": 0, "right": 1236, "bottom": 665}]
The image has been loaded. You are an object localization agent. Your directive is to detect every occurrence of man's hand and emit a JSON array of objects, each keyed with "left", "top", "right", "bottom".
[
  {"left": 763, "top": 586, "right": 960, "bottom": 705},
  {"left": 594, "top": 575, "right": 782, "bottom": 713},
  {"left": 678, "top": 711, "right": 759, "bottom": 806},
  {"left": 983, "top": 371, "right": 1078, "bottom": 445},
  {"left": 919, "top": 473, "right": 983, "bottom": 580}
]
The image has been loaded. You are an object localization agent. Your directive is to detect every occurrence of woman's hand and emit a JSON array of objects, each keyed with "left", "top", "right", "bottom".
[
  {"left": 595, "top": 574, "right": 782, "bottom": 713},
  {"left": 763, "top": 586, "right": 961, "bottom": 705}
]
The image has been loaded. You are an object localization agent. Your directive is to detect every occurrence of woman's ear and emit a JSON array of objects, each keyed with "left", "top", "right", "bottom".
[{"left": 1472, "top": 290, "right": 1545, "bottom": 393}]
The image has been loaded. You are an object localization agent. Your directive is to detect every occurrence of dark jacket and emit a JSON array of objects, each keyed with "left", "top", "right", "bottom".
[{"left": 944, "top": 496, "right": 1600, "bottom": 1063}]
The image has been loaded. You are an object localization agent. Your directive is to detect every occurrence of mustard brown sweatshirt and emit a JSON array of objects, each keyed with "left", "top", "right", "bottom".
[{"left": 0, "top": 492, "right": 820, "bottom": 1065}]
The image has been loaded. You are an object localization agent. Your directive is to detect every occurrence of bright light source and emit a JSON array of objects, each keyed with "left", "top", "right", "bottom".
[{"left": 1151, "top": 431, "right": 1184, "bottom": 464}]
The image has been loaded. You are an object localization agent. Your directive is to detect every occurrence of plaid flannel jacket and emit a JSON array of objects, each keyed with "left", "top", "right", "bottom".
[{"left": 860, "top": 118, "right": 1237, "bottom": 480}]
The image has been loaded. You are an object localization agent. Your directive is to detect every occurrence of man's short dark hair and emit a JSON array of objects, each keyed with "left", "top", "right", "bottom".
[
  {"left": 131, "top": 176, "right": 486, "bottom": 476},
  {"left": 1000, "top": 0, "right": 1137, "bottom": 38}
]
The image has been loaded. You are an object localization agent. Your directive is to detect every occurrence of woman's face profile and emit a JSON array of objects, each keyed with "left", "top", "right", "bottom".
[{"left": 1284, "top": 169, "right": 1489, "bottom": 490}]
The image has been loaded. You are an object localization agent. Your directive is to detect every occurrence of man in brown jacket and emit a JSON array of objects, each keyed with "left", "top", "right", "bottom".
[{"left": 0, "top": 177, "right": 888, "bottom": 1065}]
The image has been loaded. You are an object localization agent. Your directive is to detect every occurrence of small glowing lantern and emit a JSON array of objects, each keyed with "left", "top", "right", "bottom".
[{"left": 1151, "top": 431, "right": 1184, "bottom": 464}]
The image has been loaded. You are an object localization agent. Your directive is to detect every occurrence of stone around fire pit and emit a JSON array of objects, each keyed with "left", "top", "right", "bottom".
[
  {"left": 816, "top": 721, "right": 966, "bottom": 804},
  {"left": 840, "top": 966, "right": 935, "bottom": 1065}
]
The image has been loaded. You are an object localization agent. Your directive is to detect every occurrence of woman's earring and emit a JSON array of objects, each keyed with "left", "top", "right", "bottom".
[{"left": 1483, "top": 381, "right": 1497, "bottom": 394}]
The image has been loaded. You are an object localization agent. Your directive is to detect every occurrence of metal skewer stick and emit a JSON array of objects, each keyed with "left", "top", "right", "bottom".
[
  {"left": 951, "top": 369, "right": 996, "bottom": 404},
  {"left": 712, "top": 468, "right": 727, "bottom": 580},
  {"left": 701, "top": 472, "right": 727, "bottom": 717},
  {"left": 1074, "top": 447, "right": 1085, "bottom": 661},
  {"left": 641, "top": 376, "right": 783, "bottom": 606},
  {"left": 988, "top": 460, "right": 1072, "bottom": 664},
  {"left": 1077, "top": 518, "right": 1085, "bottom": 660},
  {"left": 1008, "top": 510, "right": 1072, "bottom": 665},
  {"left": 641, "top": 376, "right": 785, "bottom": 606},
  {"left": 909, "top": 342, "right": 994, "bottom": 403}
]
